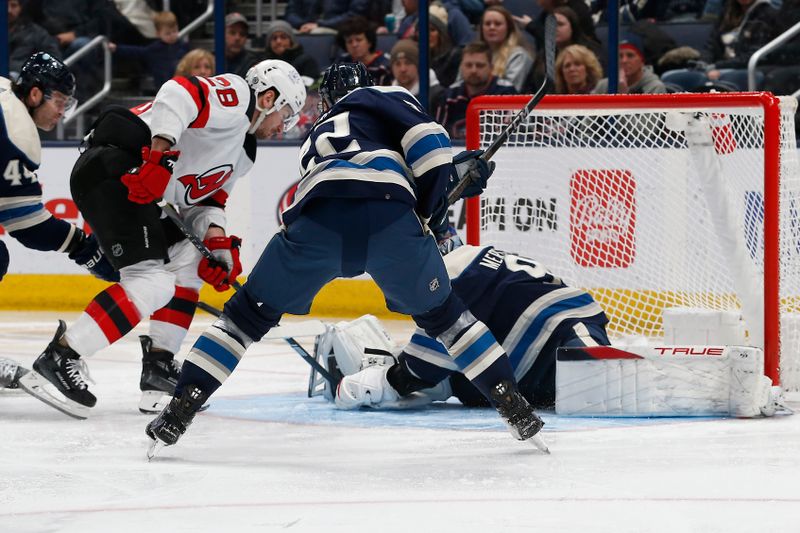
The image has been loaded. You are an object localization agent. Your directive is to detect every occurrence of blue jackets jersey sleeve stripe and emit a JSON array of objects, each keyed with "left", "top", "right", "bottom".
[{"left": 406, "top": 132, "right": 451, "bottom": 167}]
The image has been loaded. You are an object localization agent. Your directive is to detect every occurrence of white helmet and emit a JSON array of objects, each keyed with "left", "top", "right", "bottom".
[{"left": 245, "top": 60, "right": 307, "bottom": 134}]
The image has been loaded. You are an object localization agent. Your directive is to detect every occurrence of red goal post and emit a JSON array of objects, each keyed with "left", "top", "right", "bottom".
[{"left": 463, "top": 93, "right": 799, "bottom": 389}]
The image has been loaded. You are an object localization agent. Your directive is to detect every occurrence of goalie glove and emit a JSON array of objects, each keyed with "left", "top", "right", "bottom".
[
  {"left": 448, "top": 149, "right": 496, "bottom": 200},
  {"left": 66, "top": 228, "right": 119, "bottom": 282},
  {"left": 198, "top": 235, "right": 242, "bottom": 292},
  {"left": 121, "top": 147, "right": 180, "bottom": 205}
]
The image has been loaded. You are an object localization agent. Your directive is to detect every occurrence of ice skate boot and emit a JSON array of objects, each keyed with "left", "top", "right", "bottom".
[
  {"left": 138, "top": 335, "right": 181, "bottom": 414},
  {"left": 146, "top": 384, "right": 208, "bottom": 458},
  {"left": 490, "top": 380, "right": 549, "bottom": 453},
  {"left": 0, "top": 357, "right": 27, "bottom": 389},
  {"left": 29, "top": 321, "right": 95, "bottom": 418}
]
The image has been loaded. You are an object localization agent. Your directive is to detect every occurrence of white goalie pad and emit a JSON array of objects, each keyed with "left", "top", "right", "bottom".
[
  {"left": 308, "top": 315, "right": 397, "bottom": 401},
  {"left": 555, "top": 345, "right": 783, "bottom": 418}
]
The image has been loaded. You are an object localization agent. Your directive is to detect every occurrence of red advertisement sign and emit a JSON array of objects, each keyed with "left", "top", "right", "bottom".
[{"left": 570, "top": 169, "right": 636, "bottom": 268}]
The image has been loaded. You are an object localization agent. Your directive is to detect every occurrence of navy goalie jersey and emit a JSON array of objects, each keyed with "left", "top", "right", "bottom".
[
  {"left": 282, "top": 86, "right": 452, "bottom": 226},
  {"left": 402, "top": 245, "right": 609, "bottom": 384}
]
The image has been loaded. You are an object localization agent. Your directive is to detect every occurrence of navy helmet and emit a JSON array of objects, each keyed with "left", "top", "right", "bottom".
[
  {"left": 318, "top": 62, "right": 373, "bottom": 111},
  {"left": 14, "top": 52, "right": 77, "bottom": 114}
]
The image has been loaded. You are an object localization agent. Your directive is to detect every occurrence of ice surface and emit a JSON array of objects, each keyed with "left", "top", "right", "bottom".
[{"left": 1, "top": 312, "right": 799, "bottom": 533}]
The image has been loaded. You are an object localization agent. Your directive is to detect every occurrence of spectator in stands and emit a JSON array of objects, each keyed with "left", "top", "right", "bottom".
[
  {"left": 390, "top": 39, "right": 443, "bottom": 107},
  {"left": 109, "top": 12, "right": 189, "bottom": 90},
  {"left": 262, "top": 20, "right": 320, "bottom": 79},
  {"left": 478, "top": 6, "right": 534, "bottom": 91},
  {"left": 554, "top": 44, "right": 603, "bottom": 94},
  {"left": 8, "top": 0, "right": 62, "bottom": 77},
  {"left": 285, "top": 0, "right": 370, "bottom": 34},
  {"left": 435, "top": 41, "right": 517, "bottom": 139},
  {"left": 24, "top": 0, "right": 105, "bottom": 57},
  {"left": 703, "top": 0, "right": 779, "bottom": 80},
  {"left": 553, "top": 6, "right": 604, "bottom": 63},
  {"left": 224, "top": 12, "right": 262, "bottom": 78},
  {"left": 397, "top": 0, "right": 475, "bottom": 47},
  {"left": 517, "top": 0, "right": 599, "bottom": 55},
  {"left": 175, "top": 48, "right": 215, "bottom": 77},
  {"left": 592, "top": 0, "right": 709, "bottom": 22},
  {"left": 425, "top": 6, "right": 462, "bottom": 88},
  {"left": 337, "top": 16, "right": 393, "bottom": 86},
  {"left": 593, "top": 34, "right": 666, "bottom": 94}
]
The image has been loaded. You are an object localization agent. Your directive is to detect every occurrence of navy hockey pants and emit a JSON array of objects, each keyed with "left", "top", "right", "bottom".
[{"left": 225, "top": 198, "right": 464, "bottom": 342}]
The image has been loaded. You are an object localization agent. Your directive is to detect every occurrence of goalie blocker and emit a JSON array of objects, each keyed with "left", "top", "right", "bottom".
[{"left": 556, "top": 345, "right": 784, "bottom": 418}]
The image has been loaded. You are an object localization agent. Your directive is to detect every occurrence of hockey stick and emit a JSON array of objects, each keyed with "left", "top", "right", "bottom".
[
  {"left": 447, "top": 14, "right": 557, "bottom": 206},
  {"left": 155, "top": 199, "right": 339, "bottom": 387},
  {"left": 196, "top": 300, "right": 223, "bottom": 317}
]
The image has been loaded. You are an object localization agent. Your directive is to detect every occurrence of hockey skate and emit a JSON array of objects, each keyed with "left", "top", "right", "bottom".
[
  {"left": 138, "top": 335, "right": 182, "bottom": 414},
  {"left": 146, "top": 384, "right": 208, "bottom": 459},
  {"left": 24, "top": 320, "right": 95, "bottom": 419},
  {"left": 490, "top": 380, "right": 549, "bottom": 453}
]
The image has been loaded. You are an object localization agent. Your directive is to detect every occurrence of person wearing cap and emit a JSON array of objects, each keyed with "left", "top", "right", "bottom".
[
  {"left": 592, "top": 33, "right": 666, "bottom": 94},
  {"left": 390, "top": 39, "right": 443, "bottom": 108},
  {"left": 225, "top": 12, "right": 262, "bottom": 78},
  {"left": 423, "top": 6, "right": 462, "bottom": 88},
  {"left": 263, "top": 20, "right": 320, "bottom": 79}
]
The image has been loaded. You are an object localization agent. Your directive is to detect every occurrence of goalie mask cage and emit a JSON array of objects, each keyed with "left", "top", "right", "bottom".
[{"left": 464, "top": 93, "right": 800, "bottom": 391}]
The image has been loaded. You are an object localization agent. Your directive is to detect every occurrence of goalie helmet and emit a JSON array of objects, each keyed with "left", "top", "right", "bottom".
[
  {"left": 245, "top": 59, "right": 307, "bottom": 133},
  {"left": 318, "top": 62, "right": 373, "bottom": 111},
  {"left": 14, "top": 52, "right": 77, "bottom": 117}
]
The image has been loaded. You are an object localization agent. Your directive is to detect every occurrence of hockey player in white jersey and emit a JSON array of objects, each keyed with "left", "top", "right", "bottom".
[
  {"left": 27, "top": 60, "right": 307, "bottom": 419},
  {"left": 0, "top": 52, "right": 117, "bottom": 285},
  {"left": 332, "top": 240, "right": 610, "bottom": 412},
  {"left": 144, "top": 62, "right": 547, "bottom": 456}
]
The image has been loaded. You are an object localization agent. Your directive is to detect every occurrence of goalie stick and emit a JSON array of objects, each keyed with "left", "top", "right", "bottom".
[
  {"left": 155, "top": 199, "right": 339, "bottom": 388},
  {"left": 446, "top": 14, "right": 557, "bottom": 206}
]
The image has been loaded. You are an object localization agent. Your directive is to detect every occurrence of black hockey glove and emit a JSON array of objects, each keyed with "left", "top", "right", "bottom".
[
  {"left": 448, "top": 149, "right": 496, "bottom": 200},
  {"left": 67, "top": 229, "right": 120, "bottom": 282}
]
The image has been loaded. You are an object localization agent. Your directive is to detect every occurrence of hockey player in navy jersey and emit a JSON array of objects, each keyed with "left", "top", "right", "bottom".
[
  {"left": 333, "top": 241, "right": 611, "bottom": 411},
  {"left": 145, "top": 62, "right": 548, "bottom": 455},
  {"left": 28, "top": 60, "right": 307, "bottom": 419},
  {"left": 0, "top": 52, "right": 117, "bottom": 285}
]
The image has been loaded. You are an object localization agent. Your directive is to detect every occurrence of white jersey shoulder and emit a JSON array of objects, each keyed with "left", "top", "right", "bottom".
[
  {"left": 0, "top": 77, "right": 41, "bottom": 169},
  {"left": 135, "top": 74, "right": 255, "bottom": 209},
  {"left": 443, "top": 244, "right": 487, "bottom": 280}
]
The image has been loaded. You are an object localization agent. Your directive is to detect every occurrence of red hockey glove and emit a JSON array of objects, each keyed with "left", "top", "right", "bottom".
[
  {"left": 198, "top": 236, "right": 242, "bottom": 292},
  {"left": 121, "top": 147, "right": 180, "bottom": 204}
]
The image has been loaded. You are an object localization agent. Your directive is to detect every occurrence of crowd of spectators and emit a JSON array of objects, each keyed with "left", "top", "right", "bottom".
[{"left": 6, "top": 0, "right": 800, "bottom": 139}]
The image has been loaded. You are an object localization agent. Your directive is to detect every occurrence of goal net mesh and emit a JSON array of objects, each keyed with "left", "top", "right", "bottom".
[{"left": 469, "top": 94, "right": 800, "bottom": 390}]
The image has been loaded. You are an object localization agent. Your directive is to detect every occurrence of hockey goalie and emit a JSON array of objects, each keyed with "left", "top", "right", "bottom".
[{"left": 308, "top": 243, "right": 786, "bottom": 419}]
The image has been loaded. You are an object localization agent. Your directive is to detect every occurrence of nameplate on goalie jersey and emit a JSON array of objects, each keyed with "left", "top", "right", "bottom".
[{"left": 555, "top": 345, "right": 769, "bottom": 418}]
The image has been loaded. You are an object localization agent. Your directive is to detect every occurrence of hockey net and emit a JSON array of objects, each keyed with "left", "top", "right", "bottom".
[{"left": 464, "top": 93, "right": 800, "bottom": 391}]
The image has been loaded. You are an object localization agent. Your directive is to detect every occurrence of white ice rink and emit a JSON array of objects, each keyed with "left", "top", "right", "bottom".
[{"left": 2, "top": 312, "right": 799, "bottom": 533}]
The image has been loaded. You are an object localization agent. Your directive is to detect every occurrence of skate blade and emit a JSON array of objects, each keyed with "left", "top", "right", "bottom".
[
  {"left": 147, "top": 437, "right": 167, "bottom": 461},
  {"left": 139, "top": 391, "right": 210, "bottom": 414},
  {"left": 17, "top": 371, "right": 90, "bottom": 420},
  {"left": 529, "top": 433, "right": 550, "bottom": 454}
]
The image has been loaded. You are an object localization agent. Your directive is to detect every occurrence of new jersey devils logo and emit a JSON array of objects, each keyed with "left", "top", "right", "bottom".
[{"left": 178, "top": 164, "right": 233, "bottom": 204}]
